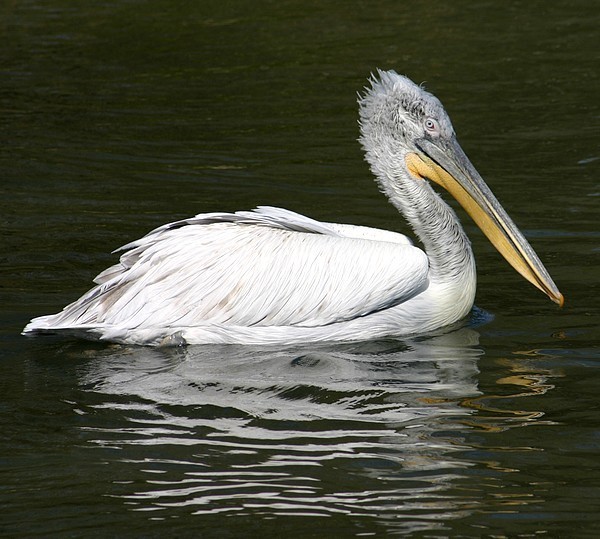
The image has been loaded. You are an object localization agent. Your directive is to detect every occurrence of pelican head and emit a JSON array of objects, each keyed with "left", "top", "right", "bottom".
[{"left": 358, "top": 70, "right": 563, "bottom": 306}]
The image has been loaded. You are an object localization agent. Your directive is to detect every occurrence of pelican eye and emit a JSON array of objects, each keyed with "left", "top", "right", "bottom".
[{"left": 424, "top": 118, "right": 439, "bottom": 135}]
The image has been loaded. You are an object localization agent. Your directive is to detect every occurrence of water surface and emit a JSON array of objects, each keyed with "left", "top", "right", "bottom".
[{"left": 2, "top": 1, "right": 599, "bottom": 537}]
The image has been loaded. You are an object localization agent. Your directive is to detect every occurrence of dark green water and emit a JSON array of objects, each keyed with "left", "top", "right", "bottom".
[{"left": 2, "top": 1, "right": 599, "bottom": 537}]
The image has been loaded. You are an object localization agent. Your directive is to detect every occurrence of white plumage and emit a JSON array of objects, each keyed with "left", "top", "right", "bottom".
[{"left": 23, "top": 70, "right": 561, "bottom": 346}]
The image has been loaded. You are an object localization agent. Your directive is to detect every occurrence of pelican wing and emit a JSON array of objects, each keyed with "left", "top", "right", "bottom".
[{"left": 29, "top": 207, "right": 429, "bottom": 334}]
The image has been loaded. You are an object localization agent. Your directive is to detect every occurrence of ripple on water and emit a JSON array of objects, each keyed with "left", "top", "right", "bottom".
[{"left": 71, "top": 328, "right": 489, "bottom": 528}]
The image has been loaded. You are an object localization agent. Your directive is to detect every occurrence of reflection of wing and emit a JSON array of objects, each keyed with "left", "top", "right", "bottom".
[
  {"left": 77, "top": 328, "right": 484, "bottom": 521},
  {"left": 24, "top": 207, "right": 429, "bottom": 341},
  {"left": 82, "top": 327, "right": 483, "bottom": 422}
]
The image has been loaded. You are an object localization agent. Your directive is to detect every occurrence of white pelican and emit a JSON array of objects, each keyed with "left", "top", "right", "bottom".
[{"left": 23, "top": 70, "right": 563, "bottom": 346}]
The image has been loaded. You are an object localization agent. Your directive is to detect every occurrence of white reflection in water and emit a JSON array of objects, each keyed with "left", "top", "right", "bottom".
[{"left": 77, "top": 327, "right": 491, "bottom": 531}]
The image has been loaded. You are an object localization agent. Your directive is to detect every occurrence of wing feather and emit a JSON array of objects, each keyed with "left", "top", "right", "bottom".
[{"left": 25, "top": 208, "right": 429, "bottom": 333}]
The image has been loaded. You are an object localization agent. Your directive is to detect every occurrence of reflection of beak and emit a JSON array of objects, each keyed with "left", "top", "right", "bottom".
[{"left": 406, "top": 137, "right": 564, "bottom": 306}]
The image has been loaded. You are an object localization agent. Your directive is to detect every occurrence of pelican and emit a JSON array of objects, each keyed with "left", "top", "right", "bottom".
[{"left": 23, "top": 70, "right": 563, "bottom": 346}]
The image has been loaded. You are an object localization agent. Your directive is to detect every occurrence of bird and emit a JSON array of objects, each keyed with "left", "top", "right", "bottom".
[{"left": 23, "top": 70, "right": 563, "bottom": 346}]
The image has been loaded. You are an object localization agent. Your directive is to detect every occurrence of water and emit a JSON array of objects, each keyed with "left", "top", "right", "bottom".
[{"left": 2, "top": 0, "right": 599, "bottom": 537}]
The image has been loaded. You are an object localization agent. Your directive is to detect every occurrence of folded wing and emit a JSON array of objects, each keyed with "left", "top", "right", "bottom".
[{"left": 24, "top": 207, "right": 429, "bottom": 333}]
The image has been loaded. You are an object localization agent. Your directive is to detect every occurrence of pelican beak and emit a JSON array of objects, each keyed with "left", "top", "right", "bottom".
[{"left": 407, "top": 137, "right": 564, "bottom": 306}]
